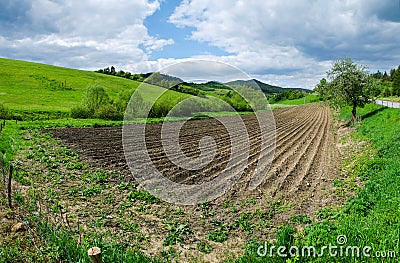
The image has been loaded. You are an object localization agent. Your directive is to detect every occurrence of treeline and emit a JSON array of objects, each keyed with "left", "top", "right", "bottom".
[
  {"left": 371, "top": 66, "right": 398, "bottom": 82},
  {"left": 267, "top": 90, "right": 306, "bottom": 103},
  {"left": 95, "top": 67, "right": 184, "bottom": 88},
  {"left": 370, "top": 65, "right": 400, "bottom": 96},
  {"left": 96, "top": 66, "right": 144, "bottom": 81},
  {"left": 170, "top": 84, "right": 204, "bottom": 96}
]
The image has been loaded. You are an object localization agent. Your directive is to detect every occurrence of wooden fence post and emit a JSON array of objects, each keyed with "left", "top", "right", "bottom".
[
  {"left": 88, "top": 247, "right": 103, "bottom": 263},
  {"left": 8, "top": 164, "right": 12, "bottom": 209},
  {"left": 0, "top": 158, "right": 4, "bottom": 197}
]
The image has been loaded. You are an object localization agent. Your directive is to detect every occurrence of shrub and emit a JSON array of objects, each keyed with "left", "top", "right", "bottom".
[
  {"left": 0, "top": 103, "right": 10, "bottom": 119},
  {"left": 114, "top": 89, "right": 133, "bottom": 113},
  {"left": 94, "top": 104, "right": 122, "bottom": 120},
  {"left": 149, "top": 101, "right": 172, "bottom": 118},
  {"left": 70, "top": 105, "right": 90, "bottom": 119},
  {"left": 82, "top": 83, "right": 110, "bottom": 115}
]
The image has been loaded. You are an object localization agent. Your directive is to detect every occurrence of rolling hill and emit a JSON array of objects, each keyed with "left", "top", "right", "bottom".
[
  {"left": 0, "top": 58, "right": 189, "bottom": 113},
  {"left": 226, "top": 79, "right": 311, "bottom": 94},
  {"left": 0, "top": 58, "right": 312, "bottom": 119}
]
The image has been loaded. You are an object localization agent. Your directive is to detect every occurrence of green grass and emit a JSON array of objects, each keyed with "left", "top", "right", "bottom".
[
  {"left": 238, "top": 103, "right": 400, "bottom": 262},
  {"left": 270, "top": 94, "right": 319, "bottom": 106},
  {"left": 0, "top": 121, "right": 163, "bottom": 262},
  {"left": 0, "top": 217, "right": 160, "bottom": 263},
  {"left": 0, "top": 58, "right": 189, "bottom": 114}
]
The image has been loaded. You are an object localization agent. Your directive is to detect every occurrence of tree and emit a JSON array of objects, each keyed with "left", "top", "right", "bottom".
[
  {"left": 110, "top": 66, "right": 116, "bottom": 75},
  {"left": 82, "top": 83, "right": 110, "bottom": 115},
  {"left": 390, "top": 68, "right": 396, "bottom": 81},
  {"left": 314, "top": 78, "right": 330, "bottom": 100},
  {"left": 383, "top": 71, "right": 389, "bottom": 81},
  {"left": 322, "top": 58, "right": 379, "bottom": 122},
  {"left": 392, "top": 66, "right": 400, "bottom": 96}
]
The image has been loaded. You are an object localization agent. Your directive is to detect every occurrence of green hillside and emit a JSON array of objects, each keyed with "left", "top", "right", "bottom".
[
  {"left": 0, "top": 58, "right": 188, "bottom": 113},
  {"left": 226, "top": 79, "right": 311, "bottom": 94}
]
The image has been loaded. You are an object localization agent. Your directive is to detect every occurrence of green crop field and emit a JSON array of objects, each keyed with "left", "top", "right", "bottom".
[{"left": 270, "top": 93, "right": 319, "bottom": 106}]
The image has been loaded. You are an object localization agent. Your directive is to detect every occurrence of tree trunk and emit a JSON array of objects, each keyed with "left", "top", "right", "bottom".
[{"left": 351, "top": 103, "right": 357, "bottom": 122}]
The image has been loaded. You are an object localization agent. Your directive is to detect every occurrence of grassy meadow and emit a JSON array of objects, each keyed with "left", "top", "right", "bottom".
[{"left": 0, "top": 58, "right": 190, "bottom": 116}]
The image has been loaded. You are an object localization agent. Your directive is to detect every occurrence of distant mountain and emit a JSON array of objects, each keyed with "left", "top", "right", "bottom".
[
  {"left": 184, "top": 81, "right": 232, "bottom": 91},
  {"left": 96, "top": 67, "right": 310, "bottom": 94},
  {"left": 142, "top": 72, "right": 184, "bottom": 84},
  {"left": 226, "top": 79, "right": 311, "bottom": 94}
]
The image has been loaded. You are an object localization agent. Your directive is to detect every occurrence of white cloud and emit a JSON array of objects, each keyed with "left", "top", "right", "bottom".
[
  {"left": 0, "top": 0, "right": 173, "bottom": 69},
  {"left": 1, "top": 0, "right": 399, "bottom": 88},
  {"left": 168, "top": 0, "right": 400, "bottom": 88}
]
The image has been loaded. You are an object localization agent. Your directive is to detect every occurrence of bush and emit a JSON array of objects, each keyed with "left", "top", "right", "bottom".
[
  {"left": 149, "top": 102, "right": 171, "bottom": 118},
  {"left": 82, "top": 83, "right": 110, "bottom": 115},
  {"left": 70, "top": 105, "right": 90, "bottom": 119},
  {"left": 0, "top": 103, "right": 10, "bottom": 119},
  {"left": 94, "top": 104, "right": 122, "bottom": 120}
]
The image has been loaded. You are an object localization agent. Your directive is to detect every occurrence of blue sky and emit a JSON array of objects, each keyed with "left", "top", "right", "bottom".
[
  {"left": 0, "top": 0, "right": 399, "bottom": 88},
  {"left": 144, "top": 0, "right": 230, "bottom": 59}
]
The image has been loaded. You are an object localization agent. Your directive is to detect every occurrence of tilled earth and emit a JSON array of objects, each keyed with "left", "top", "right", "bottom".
[{"left": 50, "top": 104, "right": 336, "bottom": 204}]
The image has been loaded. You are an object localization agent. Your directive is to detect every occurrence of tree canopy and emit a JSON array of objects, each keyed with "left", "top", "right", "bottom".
[
  {"left": 392, "top": 66, "right": 400, "bottom": 96},
  {"left": 316, "top": 58, "right": 379, "bottom": 122}
]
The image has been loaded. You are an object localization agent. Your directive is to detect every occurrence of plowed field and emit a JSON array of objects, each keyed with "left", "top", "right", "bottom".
[
  {"left": 45, "top": 103, "right": 340, "bottom": 260},
  {"left": 50, "top": 104, "right": 336, "bottom": 202}
]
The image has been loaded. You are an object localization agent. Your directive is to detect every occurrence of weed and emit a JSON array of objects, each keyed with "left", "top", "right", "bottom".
[
  {"left": 127, "top": 188, "right": 159, "bottom": 204},
  {"left": 117, "top": 182, "right": 131, "bottom": 190},
  {"left": 13, "top": 191, "right": 24, "bottom": 205},
  {"left": 173, "top": 208, "right": 184, "bottom": 216},
  {"left": 233, "top": 212, "right": 254, "bottom": 233},
  {"left": 81, "top": 186, "right": 101, "bottom": 197},
  {"left": 207, "top": 221, "right": 230, "bottom": 243},
  {"left": 163, "top": 221, "right": 193, "bottom": 246},
  {"left": 289, "top": 213, "right": 312, "bottom": 224},
  {"left": 316, "top": 207, "right": 340, "bottom": 220},
  {"left": 200, "top": 200, "right": 215, "bottom": 217},
  {"left": 197, "top": 241, "right": 213, "bottom": 254},
  {"left": 161, "top": 247, "right": 178, "bottom": 260}
]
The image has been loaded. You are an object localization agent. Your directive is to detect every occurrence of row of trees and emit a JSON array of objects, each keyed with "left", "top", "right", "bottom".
[
  {"left": 391, "top": 66, "right": 400, "bottom": 96},
  {"left": 268, "top": 90, "right": 305, "bottom": 103},
  {"left": 371, "top": 67, "right": 398, "bottom": 82},
  {"left": 371, "top": 65, "right": 400, "bottom": 96},
  {"left": 96, "top": 66, "right": 145, "bottom": 81}
]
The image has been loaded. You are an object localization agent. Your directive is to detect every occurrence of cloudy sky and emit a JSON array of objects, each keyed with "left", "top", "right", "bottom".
[{"left": 1, "top": 0, "right": 399, "bottom": 88}]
